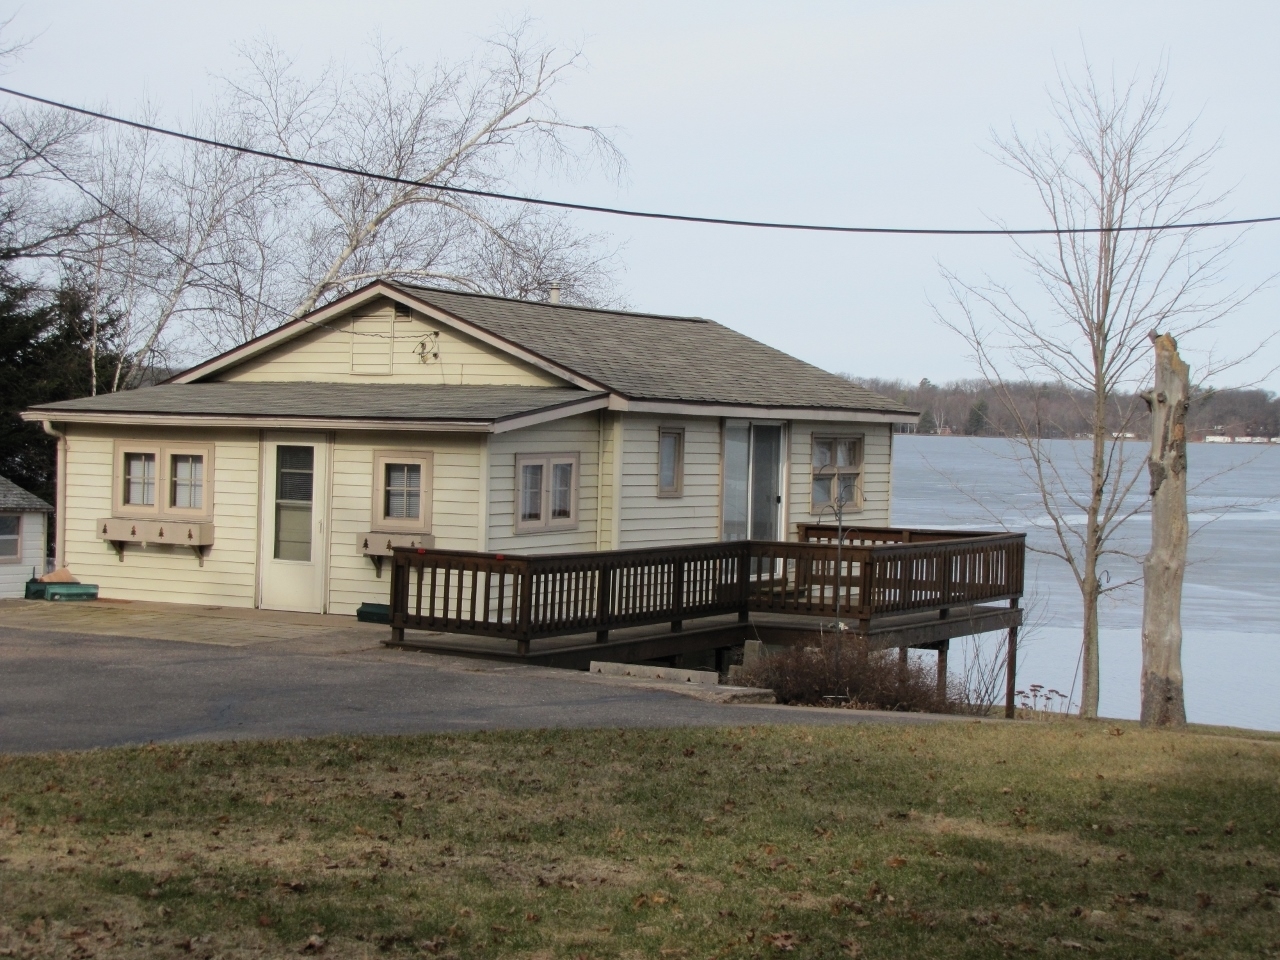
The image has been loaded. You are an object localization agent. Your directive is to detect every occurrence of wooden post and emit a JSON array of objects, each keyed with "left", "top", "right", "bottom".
[
  {"left": 389, "top": 552, "right": 406, "bottom": 644},
  {"left": 737, "top": 543, "right": 751, "bottom": 623},
  {"left": 1140, "top": 332, "right": 1189, "bottom": 727},
  {"left": 596, "top": 566, "right": 611, "bottom": 642},
  {"left": 898, "top": 646, "right": 909, "bottom": 691},
  {"left": 671, "top": 557, "right": 685, "bottom": 632},
  {"left": 1004, "top": 625, "right": 1019, "bottom": 719},
  {"left": 936, "top": 640, "right": 949, "bottom": 703},
  {"left": 517, "top": 564, "right": 533, "bottom": 657}
]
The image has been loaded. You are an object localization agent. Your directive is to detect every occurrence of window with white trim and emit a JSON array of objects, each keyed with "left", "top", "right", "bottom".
[
  {"left": 371, "top": 450, "right": 433, "bottom": 533},
  {"left": 124, "top": 452, "right": 156, "bottom": 507},
  {"left": 811, "top": 436, "right": 863, "bottom": 512},
  {"left": 0, "top": 515, "right": 19, "bottom": 561},
  {"left": 515, "top": 453, "right": 579, "bottom": 533}
]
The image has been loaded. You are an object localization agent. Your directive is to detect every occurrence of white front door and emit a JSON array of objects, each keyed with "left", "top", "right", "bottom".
[{"left": 259, "top": 433, "right": 329, "bottom": 613}]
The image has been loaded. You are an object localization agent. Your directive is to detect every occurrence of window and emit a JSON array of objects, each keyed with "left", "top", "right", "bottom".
[
  {"left": 371, "top": 450, "right": 433, "bottom": 533},
  {"left": 124, "top": 453, "right": 156, "bottom": 506},
  {"left": 0, "top": 515, "right": 18, "bottom": 561},
  {"left": 658, "top": 427, "right": 684, "bottom": 497},
  {"left": 113, "top": 441, "right": 214, "bottom": 520},
  {"left": 515, "top": 453, "right": 579, "bottom": 532},
  {"left": 274, "top": 445, "right": 314, "bottom": 562},
  {"left": 169, "top": 454, "right": 204, "bottom": 511},
  {"left": 811, "top": 436, "right": 862, "bottom": 513}
]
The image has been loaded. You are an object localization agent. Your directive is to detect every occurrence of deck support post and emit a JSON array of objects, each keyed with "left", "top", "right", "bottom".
[
  {"left": 898, "top": 646, "right": 909, "bottom": 691},
  {"left": 936, "top": 640, "right": 949, "bottom": 702},
  {"left": 1004, "top": 598, "right": 1020, "bottom": 718},
  {"left": 671, "top": 558, "right": 685, "bottom": 633},
  {"left": 596, "top": 567, "right": 612, "bottom": 643}
]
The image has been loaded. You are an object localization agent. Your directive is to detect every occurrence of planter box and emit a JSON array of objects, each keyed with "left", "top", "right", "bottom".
[{"left": 44, "top": 583, "right": 99, "bottom": 601}]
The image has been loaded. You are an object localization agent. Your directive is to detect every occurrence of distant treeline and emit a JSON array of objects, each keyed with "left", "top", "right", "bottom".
[{"left": 847, "top": 377, "right": 1280, "bottom": 440}]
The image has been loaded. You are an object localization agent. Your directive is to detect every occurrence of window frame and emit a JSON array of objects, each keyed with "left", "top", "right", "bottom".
[
  {"left": 514, "top": 452, "right": 580, "bottom": 534},
  {"left": 0, "top": 512, "right": 20, "bottom": 564},
  {"left": 371, "top": 449, "right": 434, "bottom": 534},
  {"left": 810, "top": 434, "right": 864, "bottom": 514},
  {"left": 112, "top": 440, "right": 215, "bottom": 521},
  {"left": 657, "top": 426, "right": 685, "bottom": 498}
]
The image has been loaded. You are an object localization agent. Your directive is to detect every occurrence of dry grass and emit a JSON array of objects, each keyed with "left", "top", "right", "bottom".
[{"left": 1, "top": 722, "right": 1278, "bottom": 958}]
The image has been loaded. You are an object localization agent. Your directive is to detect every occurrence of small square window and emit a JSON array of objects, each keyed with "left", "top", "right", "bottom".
[
  {"left": 515, "top": 454, "right": 578, "bottom": 532},
  {"left": 372, "top": 451, "right": 433, "bottom": 533},
  {"left": 170, "top": 454, "right": 204, "bottom": 510}
]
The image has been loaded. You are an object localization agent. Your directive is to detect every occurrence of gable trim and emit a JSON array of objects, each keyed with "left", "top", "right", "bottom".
[{"left": 169, "top": 282, "right": 603, "bottom": 391}]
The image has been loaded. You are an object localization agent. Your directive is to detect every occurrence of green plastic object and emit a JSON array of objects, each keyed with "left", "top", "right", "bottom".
[
  {"left": 25, "top": 579, "right": 47, "bottom": 600},
  {"left": 44, "top": 583, "right": 99, "bottom": 601},
  {"left": 356, "top": 602, "right": 391, "bottom": 624}
]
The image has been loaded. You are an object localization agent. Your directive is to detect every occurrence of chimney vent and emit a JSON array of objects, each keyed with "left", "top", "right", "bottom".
[{"left": 548, "top": 282, "right": 561, "bottom": 305}]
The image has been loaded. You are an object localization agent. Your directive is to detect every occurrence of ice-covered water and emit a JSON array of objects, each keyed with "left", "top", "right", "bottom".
[{"left": 891, "top": 435, "right": 1280, "bottom": 731}]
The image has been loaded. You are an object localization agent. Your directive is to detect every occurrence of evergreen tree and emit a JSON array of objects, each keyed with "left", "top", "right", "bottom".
[{"left": 964, "top": 399, "right": 989, "bottom": 436}]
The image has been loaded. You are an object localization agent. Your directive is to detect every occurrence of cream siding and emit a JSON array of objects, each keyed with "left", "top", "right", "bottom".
[
  {"left": 788, "top": 421, "right": 893, "bottom": 533},
  {"left": 618, "top": 415, "right": 722, "bottom": 547},
  {"left": 487, "top": 414, "right": 601, "bottom": 553},
  {"left": 0, "top": 510, "right": 45, "bottom": 597},
  {"left": 326, "top": 431, "right": 484, "bottom": 615},
  {"left": 217, "top": 298, "right": 565, "bottom": 386},
  {"left": 61, "top": 425, "right": 260, "bottom": 605}
]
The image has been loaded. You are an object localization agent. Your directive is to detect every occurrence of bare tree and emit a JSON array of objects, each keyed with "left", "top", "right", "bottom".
[{"left": 940, "top": 63, "right": 1252, "bottom": 719}]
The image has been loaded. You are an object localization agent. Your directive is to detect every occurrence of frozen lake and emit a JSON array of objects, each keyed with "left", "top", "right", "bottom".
[{"left": 891, "top": 435, "right": 1280, "bottom": 731}]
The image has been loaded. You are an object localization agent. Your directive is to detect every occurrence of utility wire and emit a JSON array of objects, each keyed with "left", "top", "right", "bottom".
[{"left": 2, "top": 84, "right": 1276, "bottom": 238}]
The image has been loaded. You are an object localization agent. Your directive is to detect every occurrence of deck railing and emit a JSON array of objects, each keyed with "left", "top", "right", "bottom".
[{"left": 389, "top": 526, "right": 1024, "bottom": 653}]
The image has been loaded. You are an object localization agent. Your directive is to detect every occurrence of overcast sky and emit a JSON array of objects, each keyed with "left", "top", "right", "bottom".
[{"left": 6, "top": 1, "right": 1278, "bottom": 388}]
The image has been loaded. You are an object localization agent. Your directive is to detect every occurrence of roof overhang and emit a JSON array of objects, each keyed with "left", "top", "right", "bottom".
[
  {"left": 168, "top": 282, "right": 604, "bottom": 392},
  {"left": 23, "top": 393, "right": 611, "bottom": 434},
  {"left": 604, "top": 397, "right": 920, "bottom": 424}
]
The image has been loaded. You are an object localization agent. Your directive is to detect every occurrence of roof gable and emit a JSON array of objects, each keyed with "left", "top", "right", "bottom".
[{"left": 0, "top": 475, "right": 51, "bottom": 512}]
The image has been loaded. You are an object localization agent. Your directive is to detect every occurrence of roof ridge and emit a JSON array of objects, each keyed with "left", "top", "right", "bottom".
[{"left": 392, "top": 282, "right": 710, "bottom": 324}]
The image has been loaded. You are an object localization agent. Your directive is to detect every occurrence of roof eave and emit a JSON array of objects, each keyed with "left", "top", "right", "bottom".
[{"left": 604, "top": 397, "right": 919, "bottom": 423}]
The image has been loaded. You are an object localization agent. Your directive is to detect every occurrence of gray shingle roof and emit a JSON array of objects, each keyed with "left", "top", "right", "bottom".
[
  {"left": 0, "top": 475, "right": 51, "bottom": 512},
  {"left": 393, "top": 284, "right": 914, "bottom": 414},
  {"left": 29, "top": 383, "right": 602, "bottom": 423}
]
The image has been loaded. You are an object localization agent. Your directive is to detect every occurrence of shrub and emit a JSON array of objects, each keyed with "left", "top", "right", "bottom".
[{"left": 736, "top": 636, "right": 948, "bottom": 713}]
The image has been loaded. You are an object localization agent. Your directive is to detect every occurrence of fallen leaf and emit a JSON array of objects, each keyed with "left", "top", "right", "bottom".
[
  {"left": 299, "top": 934, "right": 326, "bottom": 954},
  {"left": 885, "top": 856, "right": 907, "bottom": 868},
  {"left": 765, "top": 931, "right": 798, "bottom": 951}
]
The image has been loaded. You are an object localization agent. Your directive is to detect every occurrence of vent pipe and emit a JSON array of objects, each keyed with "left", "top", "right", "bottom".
[{"left": 548, "top": 282, "right": 561, "bottom": 304}]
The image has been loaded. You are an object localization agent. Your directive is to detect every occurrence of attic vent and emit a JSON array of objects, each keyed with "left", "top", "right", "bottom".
[
  {"left": 548, "top": 282, "right": 561, "bottom": 305},
  {"left": 394, "top": 302, "right": 411, "bottom": 318}
]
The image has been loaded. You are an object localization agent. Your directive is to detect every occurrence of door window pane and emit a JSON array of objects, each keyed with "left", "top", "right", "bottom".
[
  {"left": 551, "top": 461, "right": 574, "bottom": 519},
  {"left": 170, "top": 454, "right": 204, "bottom": 509},
  {"left": 520, "top": 463, "right": 543, "bottom": 522},
  {"left": 384, "top": 463, "right": 421, "bottom": 520},
  {"left": 124, "top": 453, "right": 156, "bottom": 506},
  {"left": 721, "top": 424, "right": 750, "bottom": 541},
  {"left": 0, "top": 515, "right": 18, "bottom": 558},
  {"left": 274, "top": 445, "right": 314, "bottom": 561},
  {"left": 750, "top": 425, "right": 782, "bottom": 542}
]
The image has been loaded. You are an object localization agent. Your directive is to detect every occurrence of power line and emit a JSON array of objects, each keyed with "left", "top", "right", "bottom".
[{"left": 2, "top": 84, "right": 1275, "bottom": 238}]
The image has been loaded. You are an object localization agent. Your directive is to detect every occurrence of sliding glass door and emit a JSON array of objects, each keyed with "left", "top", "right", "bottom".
[{"left": 722, "top": 422, "right": 784, "bottom": 541}]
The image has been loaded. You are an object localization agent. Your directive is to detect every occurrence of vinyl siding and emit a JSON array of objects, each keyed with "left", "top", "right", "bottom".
[
  {"left": 788, "top": 421, "right": 893, "bottom": 532},
  {"left": 0, "top": 510, "right": 45, "bottom": 598},
  {"left": 217, "top": 298, "right": 565, "bottom": 386},
  {"left": 487, "top": 414, "right": 601, "bottom": 553},
  {"left": 326, "top": 431, "right": 484, "bottom": 614},
  {"left": 618, "top": 415, "right": 722, "bottom": 547},
  {"left": 61, "top": 425, "right": 260, "bottom": 605}
]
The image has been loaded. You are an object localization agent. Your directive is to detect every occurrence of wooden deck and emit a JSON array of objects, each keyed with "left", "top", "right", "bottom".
[{"left": 385, "top": 526, "right": 1026, "bottom": 714}]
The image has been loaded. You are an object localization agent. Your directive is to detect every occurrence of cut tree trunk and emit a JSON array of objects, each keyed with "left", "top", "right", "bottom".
[{"left": 1140, "top": 332, "right": 1189, "bottom": 728}]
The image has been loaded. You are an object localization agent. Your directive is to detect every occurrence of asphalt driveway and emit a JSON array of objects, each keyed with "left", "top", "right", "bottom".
[{"left": 0, "top": 601, "right": 944, "bottom": 753}]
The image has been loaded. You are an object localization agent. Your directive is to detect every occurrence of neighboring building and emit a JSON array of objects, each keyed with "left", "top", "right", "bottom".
[
  {"left": 23, "top": 282, "right": 917, "bottom": 614},
  {"left": 0, "top": 475, "right": 51, "bottom": 597}
]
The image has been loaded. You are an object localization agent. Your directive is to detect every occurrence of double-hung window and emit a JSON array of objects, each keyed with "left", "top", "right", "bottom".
[
  {"left": 515, "top": 453, "right": 579, "bottom": 533},
  {"left": 811, "top": 436, "right": 863, "bottom": 513},
  {"left": 371, "top": 451, "right": 433, "bottom": 533},
  {"left": 0, "top": 515, "right": 19, "bottom": 561},
  {"left": 113, "top": 441, "right": 214, "bottom": 520}
]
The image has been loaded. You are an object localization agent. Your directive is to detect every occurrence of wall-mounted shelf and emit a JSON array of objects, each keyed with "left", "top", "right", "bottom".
[
  {"left": 360, "top": 531, "right": 435, "bottom": 577},
  {"left": 98, "top": 518, "right": 215, "bottom": 566}
]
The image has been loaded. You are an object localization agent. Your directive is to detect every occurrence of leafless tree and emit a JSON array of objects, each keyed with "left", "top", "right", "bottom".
[{"left": 939, "top": 63, "right": 1256, "bottom": 719}]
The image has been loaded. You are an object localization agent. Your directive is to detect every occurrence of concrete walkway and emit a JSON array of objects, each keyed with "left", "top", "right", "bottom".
[{"left": 0, "top": 599, "right": 946, "bottom": 753}]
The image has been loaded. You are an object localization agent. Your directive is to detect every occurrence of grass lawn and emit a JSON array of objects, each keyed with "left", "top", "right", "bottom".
[{"left": 1, "top": 720, "right": 1277, "bottom": 959}]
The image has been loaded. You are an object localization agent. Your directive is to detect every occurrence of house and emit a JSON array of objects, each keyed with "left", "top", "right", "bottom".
[
  {"left": 22, "top": 282, "right": 917, "bottom": 614},
  {"left": 0, "top": 475, "right": 51, "bottom": 597}
]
